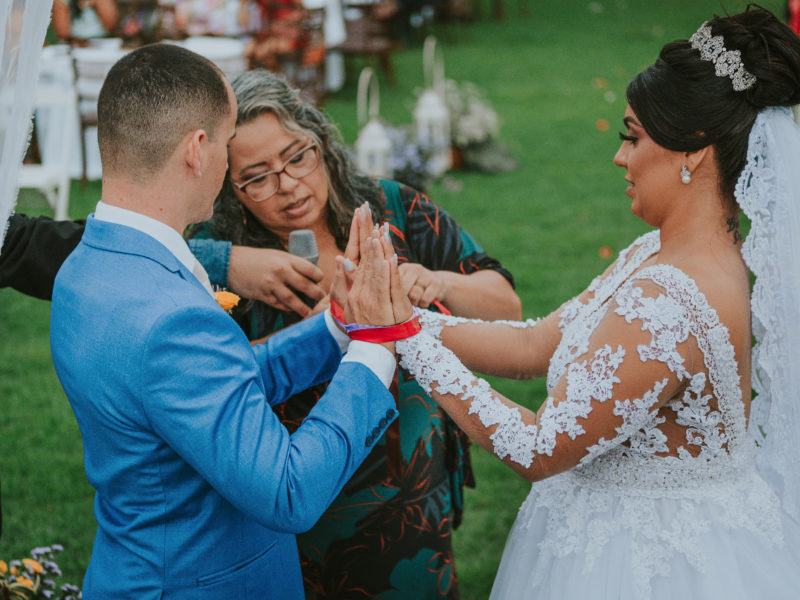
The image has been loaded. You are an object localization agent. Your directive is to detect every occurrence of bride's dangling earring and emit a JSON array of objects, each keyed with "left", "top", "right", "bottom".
[{"left": 681, "top": 165, "right": 692, "bottom": 184}]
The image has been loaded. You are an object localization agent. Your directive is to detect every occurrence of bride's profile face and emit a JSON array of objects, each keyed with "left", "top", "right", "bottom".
[{"left": 613, "top": 105, "right": 683, "bottom": 227}]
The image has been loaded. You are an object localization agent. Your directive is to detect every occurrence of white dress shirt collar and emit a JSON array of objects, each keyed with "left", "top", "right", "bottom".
[{"left": 94, "top": 201, "right": 214, "bottom": 295}]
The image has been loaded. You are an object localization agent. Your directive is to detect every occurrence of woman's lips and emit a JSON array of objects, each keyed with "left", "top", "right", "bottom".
[
  {"left": 283, "top": 196, "right": 310, "bottom": 217},
  {"left": 624, "top": 178, "right": 633, "bottom": 198}
]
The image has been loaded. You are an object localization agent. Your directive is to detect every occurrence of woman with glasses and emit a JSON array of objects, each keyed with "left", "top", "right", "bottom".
[{"left": 189, "top": 68, "right": 521, "bottom": 599}]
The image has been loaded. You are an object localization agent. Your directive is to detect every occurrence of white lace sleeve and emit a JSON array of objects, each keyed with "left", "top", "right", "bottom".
[
  {"left": 398, "top": 278, "right": 697, "bottom": 479},
  {"left": 415, "top": 307, "right": 556, "bottom": 381},
  {"left": 418, "top": 308, "right": 539, "bottom": 340}
]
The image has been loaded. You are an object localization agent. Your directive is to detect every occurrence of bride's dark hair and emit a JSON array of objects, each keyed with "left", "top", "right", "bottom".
[{"left": 626, "top": 5, "right": 800, "bottom": 209}]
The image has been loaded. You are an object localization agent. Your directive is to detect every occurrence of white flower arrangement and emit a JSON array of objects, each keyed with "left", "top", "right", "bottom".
[
  {"left": 443, "top": 79, "right": 500, "bottom": 148},
  {"left": 388, "top": 77, "right": 516, "bottom": 181},
  {"left": 440, "top": 79, "right": 518, "bottom": 174}
]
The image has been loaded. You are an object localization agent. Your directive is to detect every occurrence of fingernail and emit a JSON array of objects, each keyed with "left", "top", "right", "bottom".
[
  {"left": 343, "top": 258, "right": 356, "bottom": 272},
  {"left": 391, "top": 254, "right": 398, "bottom": 265},
  {"left": 361, "top": 203, "right": 369, "bottom": 217},
  {"left": 383, "top": 223, "right": 391, "bottom": 243}
]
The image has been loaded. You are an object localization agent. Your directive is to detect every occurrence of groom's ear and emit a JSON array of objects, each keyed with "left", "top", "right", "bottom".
[{"left": 183, "top": 129, "right": 207, "bottom": 178}]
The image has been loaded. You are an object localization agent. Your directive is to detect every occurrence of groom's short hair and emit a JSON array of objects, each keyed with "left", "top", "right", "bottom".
[{"left": 97, "top": 43, "right": 231, "bottom": 180}]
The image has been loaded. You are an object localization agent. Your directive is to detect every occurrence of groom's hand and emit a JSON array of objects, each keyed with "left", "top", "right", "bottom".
[{"left": 348, "top": 232, "right": 396, "bottom": 353}]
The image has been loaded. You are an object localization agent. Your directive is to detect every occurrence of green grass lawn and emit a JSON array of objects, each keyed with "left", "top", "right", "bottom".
[{"left": 0, "top": 0, "right": 784, "bottom": 597}]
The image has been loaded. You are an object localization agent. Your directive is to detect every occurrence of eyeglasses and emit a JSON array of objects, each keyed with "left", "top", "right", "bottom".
[{"left": 231, "top": 143, "right": 319, "bottom": 203}]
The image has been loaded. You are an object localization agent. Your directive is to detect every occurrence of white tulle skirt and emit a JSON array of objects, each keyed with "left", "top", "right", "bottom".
[{"left": 489, "top": 469, "right": 800, "bottom": 599}]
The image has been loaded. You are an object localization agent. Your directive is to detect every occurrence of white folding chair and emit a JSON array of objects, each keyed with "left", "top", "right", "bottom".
[
  {"left": 17, "top": 83, "right": 77, "bottom": 221},
  {"left": 71, "top": 46, "right": 127, "bottom": 187}
]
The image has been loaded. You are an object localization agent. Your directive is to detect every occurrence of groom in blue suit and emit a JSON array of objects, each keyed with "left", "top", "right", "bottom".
[{"left": 50, "top": 44, "right": 399, "bottom": 599}]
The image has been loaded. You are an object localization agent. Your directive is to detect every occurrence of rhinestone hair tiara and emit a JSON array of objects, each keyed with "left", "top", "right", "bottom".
[{"left": 689, "top": 21, "right": 757, "bottom": 92}]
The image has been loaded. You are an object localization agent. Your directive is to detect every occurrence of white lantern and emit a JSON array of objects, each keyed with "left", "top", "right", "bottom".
[
  {"left": 354, "top": 68, "right": 393, "bottom": 179},
  {"left": 414, "top": 36, "right": 451, "bottom": 178}
]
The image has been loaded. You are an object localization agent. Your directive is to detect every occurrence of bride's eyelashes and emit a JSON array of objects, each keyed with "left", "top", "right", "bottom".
[{"left": 618, "top": 132, "right": 638, "bottom": 144}]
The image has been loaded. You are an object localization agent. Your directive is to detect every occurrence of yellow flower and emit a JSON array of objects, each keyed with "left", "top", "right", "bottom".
[
  {"left": 10, "top": 566, "right": 18, "bottom": 576},
  {"left": 22, "top": 559, "right": 43, "bottom": 574},
  {"left": 215, "top": 290, "right": 240, "bottom": 312},
  {"left": 16, "top": 576, "right": 35, "bottom": 589},
  {"left": 0, "top": 559, "right": 7, "bottom": 574}
]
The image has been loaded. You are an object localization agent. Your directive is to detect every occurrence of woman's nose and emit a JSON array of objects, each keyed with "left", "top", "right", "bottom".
[
  {"left": 278, "top": 169, "right": 300, "bottom": 193},
  {"left": 613, "top": 144, "right": 627, "bottom": 168}
]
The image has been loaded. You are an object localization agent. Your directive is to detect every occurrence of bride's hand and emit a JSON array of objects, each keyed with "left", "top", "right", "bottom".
[
  {"left": 377, "top": 224, "right": 414, "bottom": 325},
  {"left": 347, "top": 230, "right": 396, "bottom": 352}
]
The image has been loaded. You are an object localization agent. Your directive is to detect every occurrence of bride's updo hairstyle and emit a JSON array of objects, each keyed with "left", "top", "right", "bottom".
[{"left": 626, "top": 5, "right": 800, "bottom": 210}]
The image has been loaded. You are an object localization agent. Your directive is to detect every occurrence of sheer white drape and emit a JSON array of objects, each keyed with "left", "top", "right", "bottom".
[
  {"left": 738, "top": 106, "right": 800, "bottom": 522},
  {"left": 0, "top": 0, "right": 54, "bottom": 250}
]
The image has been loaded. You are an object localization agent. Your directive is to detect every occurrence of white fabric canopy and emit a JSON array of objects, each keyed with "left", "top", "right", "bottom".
[{"left": 0, "top": 0, "right": 53, "bottom": 250}]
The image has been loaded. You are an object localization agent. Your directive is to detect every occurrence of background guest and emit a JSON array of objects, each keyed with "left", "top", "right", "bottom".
[
  {"left": 173, "top": 0, "right": 254, "bottom": 37},
  {"left": 51, "top": 0, "right": 119, "bottom": 44},
  {"left": 189, "top": 68, "right": 522, "bottom": 599},
  {"left": 0, "top": 214, "right": 85, "bottom": 300},
  {"left": 243, "top": 0, "right": 307, "bottom": 70}
]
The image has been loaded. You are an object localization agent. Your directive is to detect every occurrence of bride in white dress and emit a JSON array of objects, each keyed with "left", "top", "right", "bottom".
[{"left": 364, "top": 6, "right": 800, "bottom": 599}]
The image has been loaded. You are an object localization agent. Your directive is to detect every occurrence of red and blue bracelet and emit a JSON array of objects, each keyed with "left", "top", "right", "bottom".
[{"left": 330, "top": 300, "right": 422, "bottom": 343}]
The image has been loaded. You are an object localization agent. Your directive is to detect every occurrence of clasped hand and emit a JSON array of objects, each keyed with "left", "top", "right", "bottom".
[
  {"left": 330, "top": 205, "right": 414, "bottom": 348},
  {"left": 227, "top": 205, "right": 440, "bottom": 320}
]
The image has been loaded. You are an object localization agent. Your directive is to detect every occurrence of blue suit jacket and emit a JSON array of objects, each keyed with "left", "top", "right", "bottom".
[{"left": 50, "top": 216, "right": 397, "bottom": 599}]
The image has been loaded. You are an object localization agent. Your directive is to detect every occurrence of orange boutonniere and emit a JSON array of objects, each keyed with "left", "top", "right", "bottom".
[{"left": 215, "top": 290, "right": 240, "bottom": 313}]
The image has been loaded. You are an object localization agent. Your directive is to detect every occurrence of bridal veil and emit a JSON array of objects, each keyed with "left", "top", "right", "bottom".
[{"left": 737, "top": 105, "right": 800, "bottom": 521}]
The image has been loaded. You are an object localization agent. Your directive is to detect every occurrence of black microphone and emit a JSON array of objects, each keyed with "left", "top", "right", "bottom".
[
  {"left": 288, "top": 229, "right": 319, "bottom": 266},
  {"left": 287, "top": 229, "right": 320, "bottom": 312}
]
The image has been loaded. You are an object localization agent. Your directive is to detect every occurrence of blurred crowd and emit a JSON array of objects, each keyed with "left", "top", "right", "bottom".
[
  {"left": 46, "top": 0, "right": 465, "bottom": 101},
  {"left": 48, "top": 0, "right": 461, "bottom": 52},
  {"left": 51, "top": 1, "right": 262, "bottom": 47}
]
